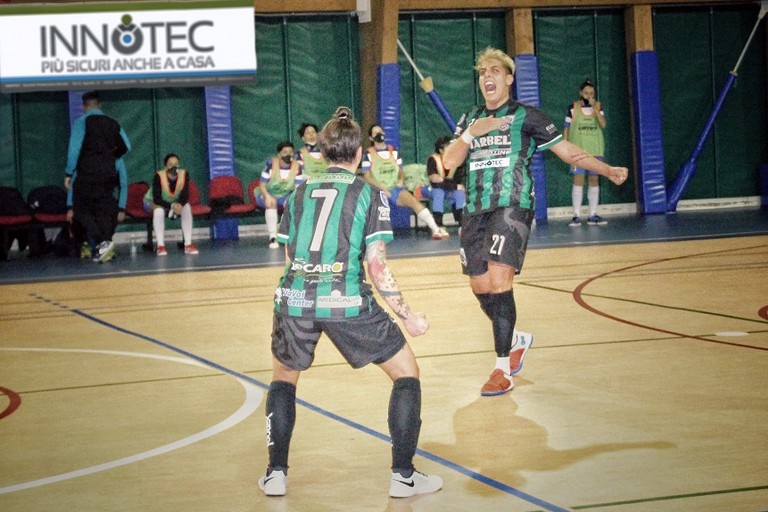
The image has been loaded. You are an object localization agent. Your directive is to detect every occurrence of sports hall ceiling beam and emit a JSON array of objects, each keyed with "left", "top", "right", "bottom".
[
  {"left": 397, "top": 0, "right": 746, "bottom": 9},
  {"left": 0, "top": 1, "right": 744, "bottom": 11},
  {"left": 249, "top": 0, "right": 744, "bottom": 13},
  {"left": 253, "top": 1, "right": 357, "bottom": 13}
]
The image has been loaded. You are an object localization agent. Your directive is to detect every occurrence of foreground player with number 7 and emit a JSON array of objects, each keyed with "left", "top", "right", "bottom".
[
  {"left": 442, "top": 47, "right": 629, "bottom": 397},
  {"left": 259, "top": 106, "right": 442, "bottom": 498}
]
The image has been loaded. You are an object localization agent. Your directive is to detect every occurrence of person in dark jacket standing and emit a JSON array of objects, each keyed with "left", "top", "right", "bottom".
[{"left": 64, "top": 91, "right": 131, "bottom": 263}]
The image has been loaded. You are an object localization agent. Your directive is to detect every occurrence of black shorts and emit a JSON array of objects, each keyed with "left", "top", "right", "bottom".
[
  {"left": 270, "top": 303, "right": 406, "bottom": 371},
  {"left": 459, "top": 206, "right": 534, "bottom": 276}
]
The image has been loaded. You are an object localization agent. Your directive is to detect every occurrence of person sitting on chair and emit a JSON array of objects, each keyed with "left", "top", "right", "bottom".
[
  {"left": 295, "top": 122, "right": 329, "bottom": 179},
  {"left": 421, "top": 135, "right": 466, "bottom": 230},
  {"left": 255, "top": 141, "right": 305, "bottom": 249},
  {"left": 143, "top": 153, "right": 199, "bottom": 256},
  {"left": 361, "top": 124, "right": 448, "bottom": 239}
]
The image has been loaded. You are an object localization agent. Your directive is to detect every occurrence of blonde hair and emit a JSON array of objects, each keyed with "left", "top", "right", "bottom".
[{"left": 475, "top": 47, "right": 515, "bottom": 75}]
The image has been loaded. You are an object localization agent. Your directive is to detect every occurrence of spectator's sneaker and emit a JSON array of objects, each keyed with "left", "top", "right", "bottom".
[
  {"left": 97, "top": 241, "right": 115, "bottom": 263},
  {"left": 258, "top": 469, "right": 286, "bottom": 497},
  {"left": 569, "top": 216, "right": 582, "bottom": 227},
  {"left": 480, "top": 369, "right": 514, "bottom": 396},
  {"left": 80, "top": 243, "right": 92, "bottom": 260},
  {"left": 184, "top": 243, "right": 199, "bottom": 255},
  {"left": 587, "top": 215, "right": 608, "bottom": 225},
  {"left": 156, "top": 245, "right": 167, "bottom": 256},
  {"left": 268, "top": 238, "right": 279, "bottom": 249},
  {"left": 509, "top": 331, "right": 534, "bottom": 375},
  {"left": 431, "top": 227, "right": 449, "bottom": 239},
  {"left": 389, "top": 470, "right": 443, "bottom": 498}
]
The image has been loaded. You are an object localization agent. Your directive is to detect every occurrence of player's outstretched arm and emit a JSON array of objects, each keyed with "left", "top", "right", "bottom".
[
  {"left": 366, "top": 239, "right": 429, "bottom": 337},
  {"left": 550, "top": 139, "right": 628, "bottom": 185}
]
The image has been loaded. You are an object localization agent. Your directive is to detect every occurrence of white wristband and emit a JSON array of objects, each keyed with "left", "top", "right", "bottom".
[{"left": 460, "top": 130, "right": 474, "bottom": 144}]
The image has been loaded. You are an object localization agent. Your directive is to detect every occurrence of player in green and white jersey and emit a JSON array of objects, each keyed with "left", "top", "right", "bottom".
[
  {"left": 259, "top": 107, "right": 443, "bottom": 499},
  {"left": 443, "top": 47, "right": 629, "bottom": 397}
]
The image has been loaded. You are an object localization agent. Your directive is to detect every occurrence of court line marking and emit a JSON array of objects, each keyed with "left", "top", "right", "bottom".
[
  {"left": 573, "top": 248, "right": 768, "bottom": 351},
  {"left": 0, "top": 347, "right": 263, "bottom": 495},
  {"left": 34, "top": 306, "right": 572, "bottom": 512},
  {"left": 571, "top": 484, "right": 768, "bottom": 509},
  {"left": 0, "top": 385, "right": 22, "bottom": 420},
  {"left": 568, "top": 247, "right": 768, "bottom": 508}
]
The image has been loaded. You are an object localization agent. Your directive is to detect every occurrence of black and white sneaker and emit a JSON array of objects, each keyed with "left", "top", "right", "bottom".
[
  {"left": 389, "top": 470, "right": 443, "bottom": 498},
  {"left": 97, "top": 241, "right": 116, "bottom": 263},
  {"left": 258, "top": 469, "right": 286, "bottom": 496},
  {"left": 587, "top": 215, "right": 608, "bottom": 225}
]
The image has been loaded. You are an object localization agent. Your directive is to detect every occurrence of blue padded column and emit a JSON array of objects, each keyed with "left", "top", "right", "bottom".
[
  {"left": 377, "top": 63, "right": 410, "bottom": 229},
  {"left": 630, "top": 51, "right": 667, "bottom": 214},
  {"left": 67, "top": 90, "right": 85, "bottom": 126},
  {"left": 204, "top": 86, "right": 239, "bottom": 240},
  {"left": 376, "top": 63, "right": 400, "bottom": 150},
  {"left": 514, "top": 54, "right": 548, "bottom": 222}
]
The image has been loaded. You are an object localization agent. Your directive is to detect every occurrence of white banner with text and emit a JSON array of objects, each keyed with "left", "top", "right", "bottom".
[{"left": 0, "top": 1, "right": 257, "bottom": 92}]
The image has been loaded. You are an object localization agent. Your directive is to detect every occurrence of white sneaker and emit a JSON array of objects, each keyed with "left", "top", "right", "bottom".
[
  {"left": 389, "top": 470, "right": 443, "bottom": 498},
  {"left": 268, "top": 238, "right": 279, "bottom": 249},
  {"left": 97, "top": 241, "right": 116, "bottom": 263},
  {"left": 258, "top": 469, "right": 286, "bottom": 496},
  {"left": 431, "top": 227, "right": 449, "bottom": 239}
]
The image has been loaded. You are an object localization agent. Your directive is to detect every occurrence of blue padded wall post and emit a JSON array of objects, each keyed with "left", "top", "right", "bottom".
[
  {"left": 376, "top": 62, "right": 411, "bottom": 229},
  {"left": 514, "top": 54, "right": 548, "bottom": 222},
  {"left": 630, "top": 51, "right": 667, "bottom": 214},
  {"left": 67, "top": 90, "right": 85, "bottom": 126},
  {"left": 376, "top": 63, "right": 401, "bottom": 151},
  {"left": 204, "top": 86, "right": 239, "bottom": 240}
]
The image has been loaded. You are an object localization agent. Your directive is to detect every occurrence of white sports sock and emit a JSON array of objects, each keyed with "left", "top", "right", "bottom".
[
  {"left": 152, "top": 208, "right": 165, "bottom": 246},
  {"left": 588, "top": 186, "right": 600, "bottom": 217},
  {"left": 181, "top": 204, "right": 193, "bottom": 245},
  {"left": 417, "top": 208, "right": 439, "bottom": 233},
  {"left": 265, "top": 208, "right": 278, "bottom": 239},
  {"left": 495, "top": 356, "right": 511, "bottom": 374},
  {"left": 571, "top": 185, "right": 583, "bottom": 217}
]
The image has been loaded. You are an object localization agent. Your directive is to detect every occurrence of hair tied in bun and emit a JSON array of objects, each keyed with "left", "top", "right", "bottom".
[{"left": 334, "top": 106, "right": 352, "bottom": 120}]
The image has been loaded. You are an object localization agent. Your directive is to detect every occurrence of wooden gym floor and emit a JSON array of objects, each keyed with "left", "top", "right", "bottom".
[{"left": 1, "top": 208, "right": 767, "bottom": 511}]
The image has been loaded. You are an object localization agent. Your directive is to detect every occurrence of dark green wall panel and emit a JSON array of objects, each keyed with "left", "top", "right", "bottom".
[
  {"left": 655, "top": 4, "right": 766, "bottom": 200},
  {"left": 535, "top": 9, "right": 633, "bottom": 208},
  {"left": 0, "top": 94, "right": 16, "bottom": 188},
  {"left": 96, "top": 89, "right": 155, "bottom": 193},
  {"left": 398, "top": 13, "right": 506, "bottom": 167},
  {"left": 15, "top": 91, "right": 69, "bottom": 196},
  {"left": 233, "top": 19, "right": 288, "bottom": 186},
  {"left": 655, "top": 9, "right": 716, "bottom": 199},
  {"left": 233, "top": 15, "right": 360, "bottom": 189},
  {"left": 153, "top": 88, "right": 208, "bottom": 201},
  {"left": 286, "top": 18, "right": 360, "bottom": 135},
  {"left": 2, "top": 88, "right": 208, "bottom": 199}
]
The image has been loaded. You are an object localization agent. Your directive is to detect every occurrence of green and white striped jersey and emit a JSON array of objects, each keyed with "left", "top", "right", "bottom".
[
  {"left": 274, "top": 168, "right": 393, "bottom": 319},
  {"left": 455, "top": 99, "right": 562, "bottom": 215}
]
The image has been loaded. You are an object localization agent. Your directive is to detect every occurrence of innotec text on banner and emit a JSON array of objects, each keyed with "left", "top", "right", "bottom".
[{"left": 0, "top": 1, "right": 257, "bottom": 93}]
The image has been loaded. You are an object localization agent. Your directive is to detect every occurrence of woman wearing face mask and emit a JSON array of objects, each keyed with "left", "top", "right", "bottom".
[
  {"left": 361, "top": 124, "right": 448, "bottom": 239},
  {"left": 143, "top": 153, "right": 199, "bottom": 256},
  {"left": 256, "top": 141, "right": 305, "bottom": 249},
  {"left": 295, "top": 122, "right": 329, "bottom": 179},
  {"left": 563, "top": 78, "right": 608, "bottom": 227}
]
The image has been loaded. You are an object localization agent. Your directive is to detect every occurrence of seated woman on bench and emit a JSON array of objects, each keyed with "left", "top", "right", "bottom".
[{"left": 143, "top": 153, "right": 198, "bottom": 256}]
